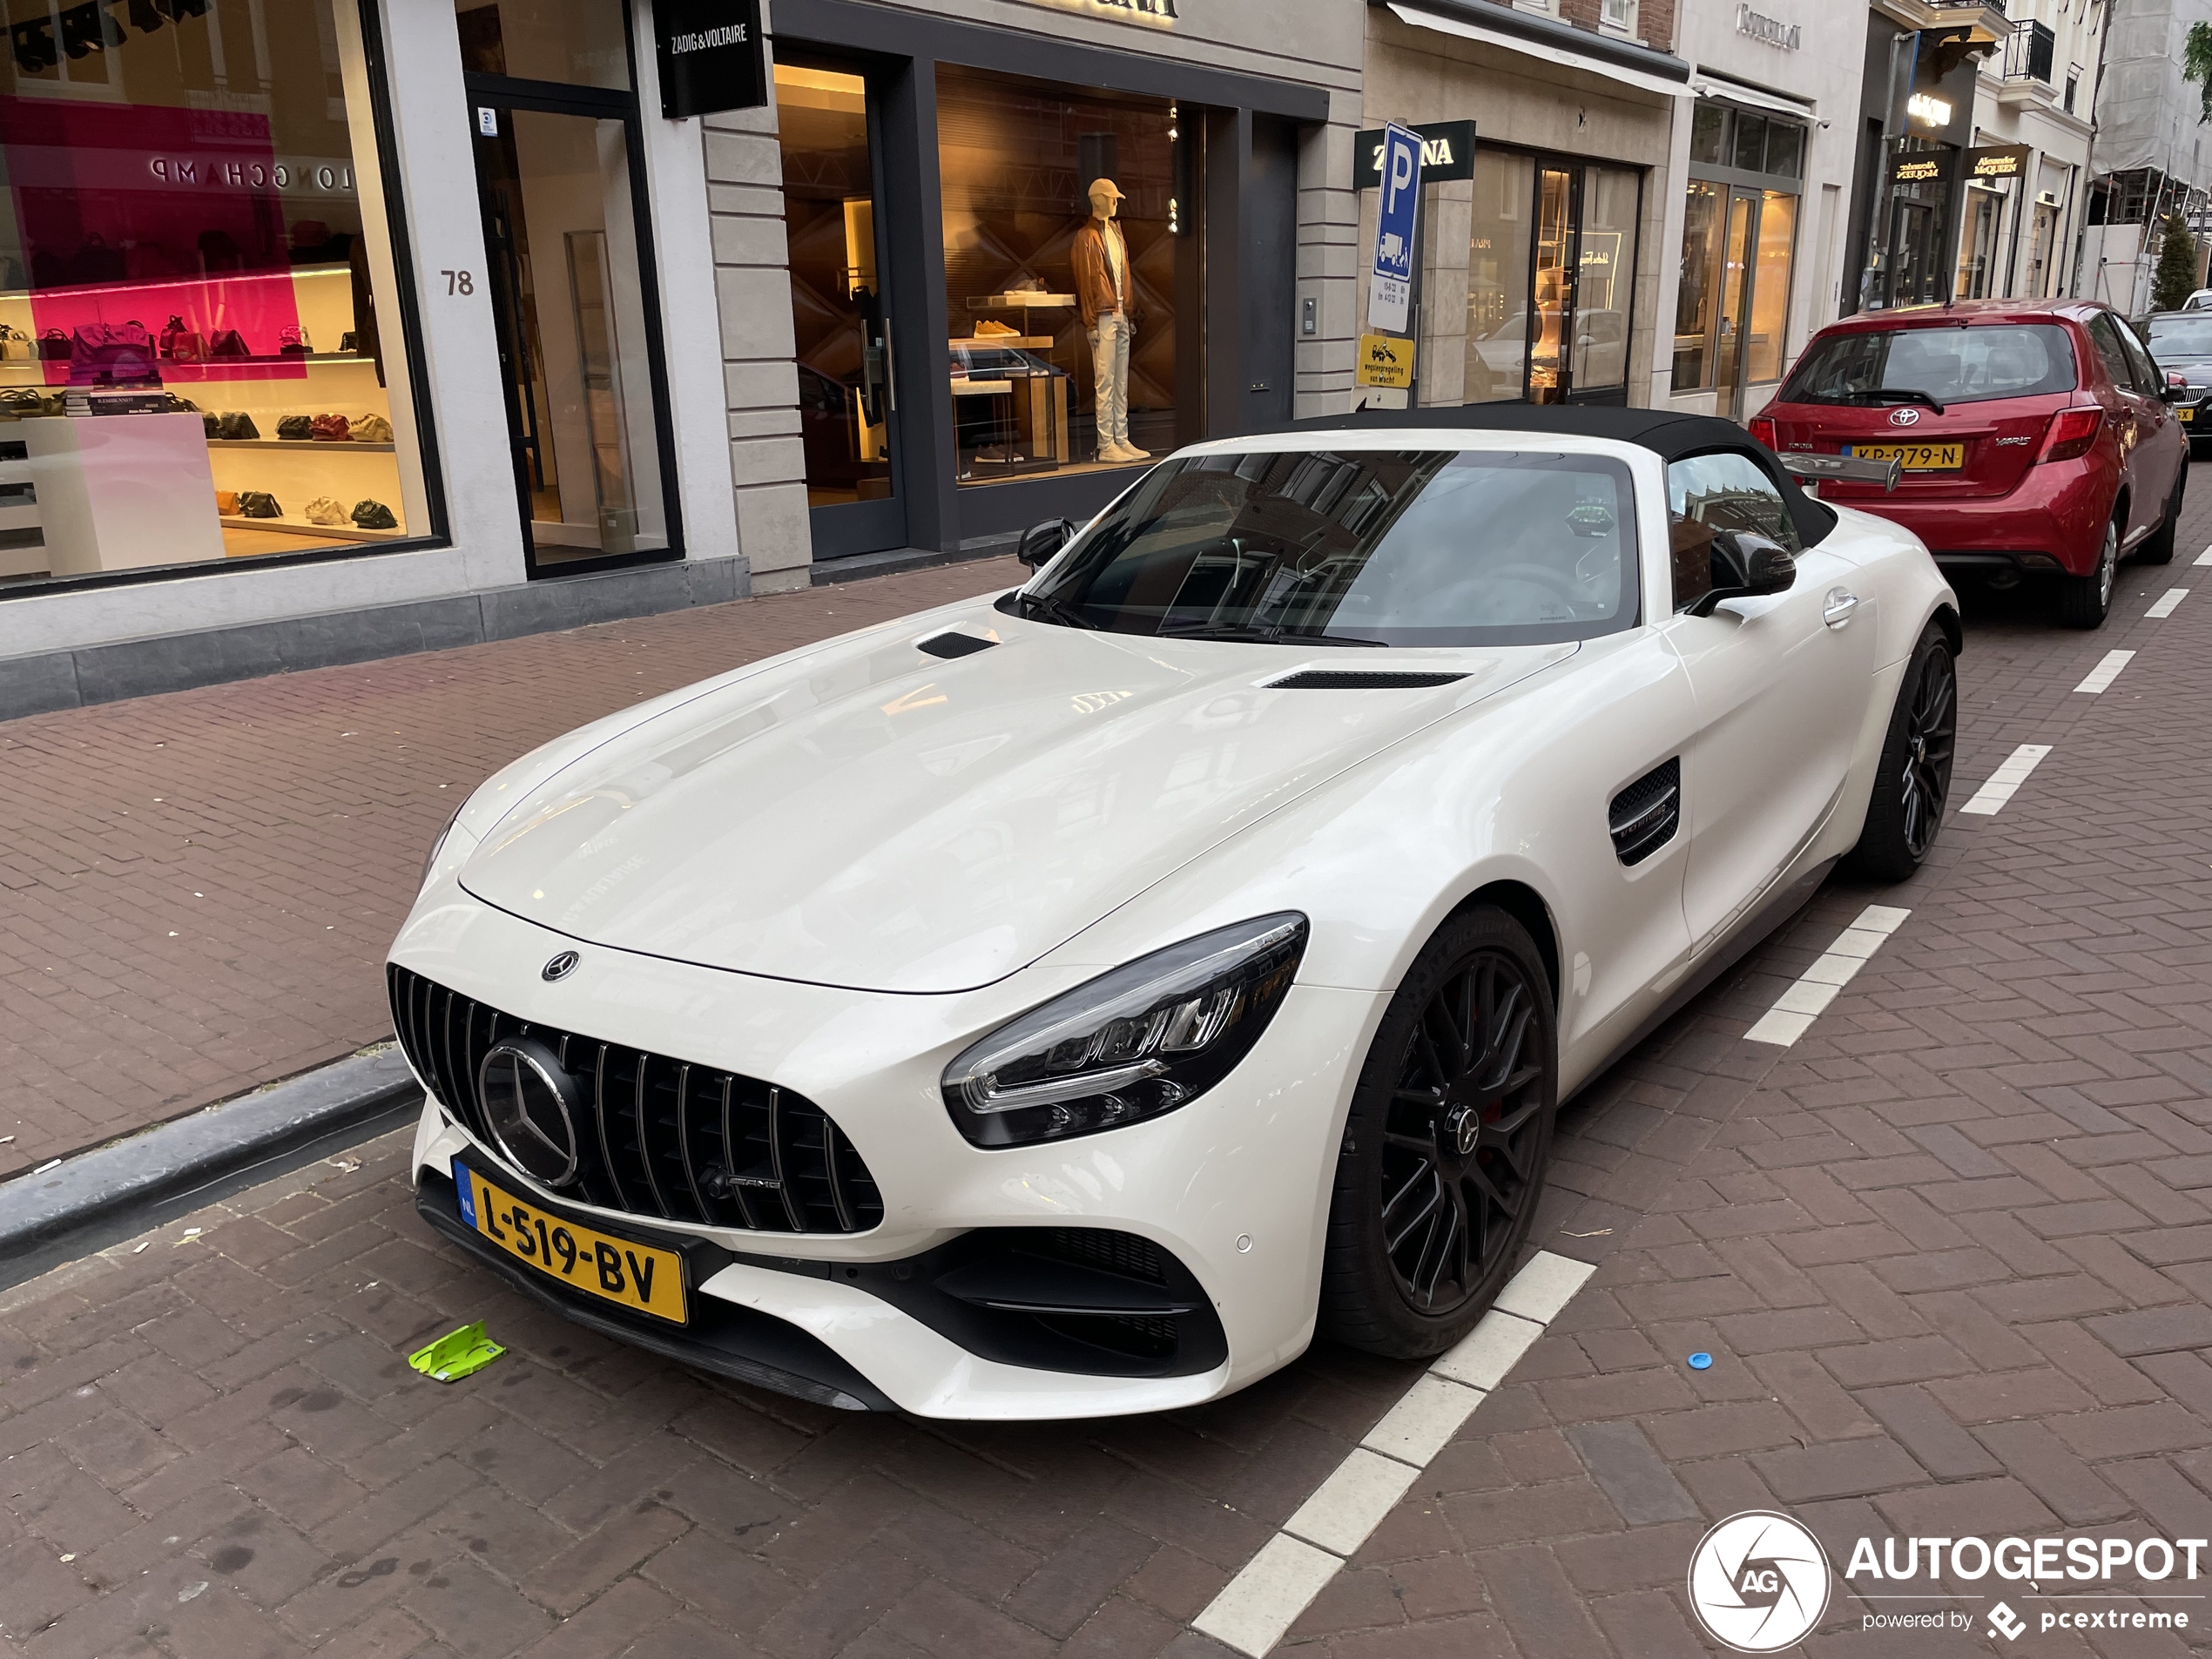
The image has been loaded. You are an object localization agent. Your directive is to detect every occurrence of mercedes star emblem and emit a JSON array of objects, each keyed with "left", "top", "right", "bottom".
[
  {"left": 542, "top": 950, "right": 580, "bottom": 982},
  {"left": 1888, "top": 407, "right": 1921, "bottom": 428},
  {"left": 476, "top": 1037, "right": 583, "bottom": 1188}
]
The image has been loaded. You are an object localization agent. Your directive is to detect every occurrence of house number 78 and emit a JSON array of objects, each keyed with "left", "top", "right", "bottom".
[{"left": 441, "top": 270, "right": 475, "bottom": 296}]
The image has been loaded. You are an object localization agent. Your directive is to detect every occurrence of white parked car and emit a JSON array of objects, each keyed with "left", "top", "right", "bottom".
[
  {"left": 388, "top": 408, "right": 1958, "bottom": 1419},
  {"left": 2182, "top": 288, "right": 2212, "bottom": 311}
]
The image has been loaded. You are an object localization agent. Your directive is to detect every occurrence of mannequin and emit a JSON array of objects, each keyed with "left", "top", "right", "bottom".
[{"left": 1071, "top": 179, "right": 1146, "bottom": 463}]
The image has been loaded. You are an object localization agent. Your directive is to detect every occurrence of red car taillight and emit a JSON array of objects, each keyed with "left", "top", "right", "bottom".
[
  {"left": 2040, "top": 406, "right": 2104, "bottom": 463},
  {"left": 1746, "top": 415, "right": 1778, "bottom": 450}
]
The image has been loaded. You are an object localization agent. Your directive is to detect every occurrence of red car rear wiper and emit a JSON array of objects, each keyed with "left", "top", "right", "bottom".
[{"left": 1831, "top": 388, "right": 1946, "bottom": 415}]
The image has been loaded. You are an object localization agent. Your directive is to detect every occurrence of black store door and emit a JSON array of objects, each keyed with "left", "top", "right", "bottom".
[
  {"left": 1527, "top": 160, "right": 1642, "bottom": 407},
  {"left": 469, "top": 89, "right": 681, "bottom": 577}
]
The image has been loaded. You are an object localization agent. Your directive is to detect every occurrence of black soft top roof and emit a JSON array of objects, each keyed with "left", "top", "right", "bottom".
[{"left": 1269, "top": 403, "right": 1838, "bottom": 547}]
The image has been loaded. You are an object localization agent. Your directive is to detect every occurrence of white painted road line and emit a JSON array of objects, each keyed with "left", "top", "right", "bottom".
[
  {"left": 2148, "top": 588, "right": 2190, "bottom": 619},
  {"left": 2074, "top": 650, "right": 2135, "bottom": 694},
  {"left": 2196, "top": 544, "right": 2212, "bottom": 566},
  {"left": 1959, "top": 742, "right": 2053, "bottom": 817},
  {"left": 1191, "top": 1251, "right": 1597, "bottom": 1657},
  {"left": 1743, "top": 903, "right": 1911, "bottom": 1048}
]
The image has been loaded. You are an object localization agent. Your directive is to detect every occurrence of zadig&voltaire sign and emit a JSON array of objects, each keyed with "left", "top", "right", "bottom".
[
  {"left": 1037, "top": 0, "right": 1180, "bottom": 22},
  {"left": 1737, "top": 4, "right": 1801, "bottom": 51}
]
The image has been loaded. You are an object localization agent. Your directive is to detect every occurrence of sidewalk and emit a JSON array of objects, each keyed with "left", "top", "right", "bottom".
[{"left": 0, "top": 557, "right": 1022, "bottom": 1181}]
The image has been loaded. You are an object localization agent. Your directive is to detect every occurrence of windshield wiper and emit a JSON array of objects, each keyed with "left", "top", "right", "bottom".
[
  {"left": 1015, "top": 590, "right": 1097, "bottom": 630},
  {"left": 1156, "top": 623, "right": 1385, "bottom": 647},
  {"left": 1832, "top": 388, "right": 1946, "bottom": 414}
]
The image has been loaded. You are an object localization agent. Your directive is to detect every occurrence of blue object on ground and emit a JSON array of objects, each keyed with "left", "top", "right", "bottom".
[{"left": 1687, "top": 1352, "right": 1714, "bottom": 1370}]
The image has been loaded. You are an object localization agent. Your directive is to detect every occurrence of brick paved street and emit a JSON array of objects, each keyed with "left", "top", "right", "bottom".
[
  {"left": 8, "top": 475, "right": 2212, "bottom": 1658},
  {"left": 0, "top": 558, "right": 1022, "bottom": 1180}
]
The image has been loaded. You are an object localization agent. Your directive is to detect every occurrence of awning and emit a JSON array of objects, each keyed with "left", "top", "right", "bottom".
[
  {"left": 1691, "top": 76, "right": 1815, "bottom": 122},
  {"left": 1384, "top": 1, "right": 1693, "bottom": 99}
]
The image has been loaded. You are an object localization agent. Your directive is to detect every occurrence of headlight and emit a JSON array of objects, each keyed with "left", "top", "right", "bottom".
[
  {"left": 419, "top": 806, "right": 463, "bottom": 894},
  {"left": 942, "top": 914, "right": 1307, "bottom": 1148}
]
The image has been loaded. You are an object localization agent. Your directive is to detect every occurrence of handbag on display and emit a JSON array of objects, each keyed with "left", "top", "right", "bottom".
[
  {"left": 160, "top": 394, "right": 199, "bottom": 415},
  {"left": 215, "top": 411, "right": 260, "bottom": 440},
  {"left": 276, "top": 415, "right": 313, "bottom": 440},
  {"left": 69, "top": 320, "right": 158, "bottom": 384},
  {"left": 310, "top": 413, "right": 349, "bottom": 442},
  {"left": 203, "top": 411, "right": 219, "bottom": 438},
  {"left": 0, "top": 388, "right": 44, "bottom": 417},
  {"left": 237, "top": 491, "right": 282, "bottom": 519},
  {"left": 305, "top": 496, "right": 349, "bottom": 526},
  {"left": 0, "top": 326, "right": 28, "bottom": 361},
  {"left": 279, "top": 326, "right": 312, "bottom": 357},
  {"left": 159, "top": 315, "right": 208, "bottom": 363},
  {"left": 208, "top": 329, "right": 250, "bottom": 359},
  {"left": 351, "top": 413, "right": 394, "bottom": 443},
  {"left": 350, "top": 499, "right": 398, "bottom": 530},
  {"left": 37, "top": 328, "right": 71, "bottom": 361},
  {"left": 339, "top": 331, "right": 361, "bottom": 354},
  {"left": 215, "top": 490, "right": 240, "bottom": 515}
]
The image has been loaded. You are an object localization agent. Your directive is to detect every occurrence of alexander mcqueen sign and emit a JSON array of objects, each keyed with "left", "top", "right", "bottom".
[{"left": 654, "top": 0, "right": 768, "bottom": 118}]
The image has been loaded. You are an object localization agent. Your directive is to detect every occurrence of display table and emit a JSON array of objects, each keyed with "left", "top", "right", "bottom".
[{"left": 23, "top": 413, "right": 224, "bottom": 577}]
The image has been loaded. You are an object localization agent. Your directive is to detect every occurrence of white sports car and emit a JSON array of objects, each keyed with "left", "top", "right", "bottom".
[{"left": 388, "top": 408, "right": 1957, "bottom": 1419}]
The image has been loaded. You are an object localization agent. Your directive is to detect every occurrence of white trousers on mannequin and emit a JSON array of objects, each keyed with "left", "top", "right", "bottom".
[{"left": 1087, "top": 310, "right": 1132, "bottom": 453}]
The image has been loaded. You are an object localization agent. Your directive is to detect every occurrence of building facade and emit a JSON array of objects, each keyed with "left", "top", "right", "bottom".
[
  {"left": 2080, "top": 0, "right": 2210, "bottom": 315},
  {"left": 0, "top": 0, "right": 1362, "bottom": 716},
  {"left": 1358, "top": 0, "right": 1688, "bottom": 415},
  {"left": 1652, "top": 0, "right": 1870, "bottom": 421}
]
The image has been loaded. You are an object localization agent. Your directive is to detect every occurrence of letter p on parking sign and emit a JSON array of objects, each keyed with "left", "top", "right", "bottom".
[{"left": 1368, "top": 122, "right": 1420, "bottom": 334}]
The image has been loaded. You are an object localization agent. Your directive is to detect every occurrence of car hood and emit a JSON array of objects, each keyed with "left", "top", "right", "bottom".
[{"left": 458, "top": 608, "right": 1574, "bottom": 993}]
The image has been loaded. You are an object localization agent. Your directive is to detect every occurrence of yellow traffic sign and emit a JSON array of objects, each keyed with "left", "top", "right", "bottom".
[{"left": 1356, "top": 333, "right": 1413, "bottom": 389}]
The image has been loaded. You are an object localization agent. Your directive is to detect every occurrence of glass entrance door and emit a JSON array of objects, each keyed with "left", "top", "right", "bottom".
[
  {"left": 776, "top": 61, "right": 903, "bottom": 558},
  {"left": 1493, "top": 158, "right": 1643, "bottom": 408},
  {"left": 472, "top": 101, "right": 673, "bottom": 573}
]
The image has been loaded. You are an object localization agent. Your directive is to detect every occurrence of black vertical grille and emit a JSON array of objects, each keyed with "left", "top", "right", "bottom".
[{"left": 388, "top": 964, "right": 883, "bottom": 1235}]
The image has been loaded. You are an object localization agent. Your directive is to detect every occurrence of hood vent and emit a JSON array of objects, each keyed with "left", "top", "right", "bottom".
[
  {"left": 1266, "top": 669, "right": 1468, "bottom": 691},
  {"left": 918, "top": 632, "right": 997, "bottom": 659}
]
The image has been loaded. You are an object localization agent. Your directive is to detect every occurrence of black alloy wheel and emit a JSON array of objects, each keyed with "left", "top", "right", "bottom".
[
  {"left": 1895, "top": 640, "right": 1957, "bottom": 860},
  {"left": 1844, "top": 621, "right": 1958, "bottom": 883},
  {"left": 1320, "top": 907, "right": 1558, "bottom": 1358},
  {"left": 2058, "top": 517, "right": 2119, "bottom": 629}
]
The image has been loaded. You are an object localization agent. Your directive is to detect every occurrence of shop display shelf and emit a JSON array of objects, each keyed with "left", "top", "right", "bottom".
[
  {"left": 206, "top": 437, "right": 396, "bottom": 452},
  {"left": 219, "top": 514, "right": 408, "bottom": 543},
  {"left": 0, "top": 353, "right": 371, "bottom": 377}
]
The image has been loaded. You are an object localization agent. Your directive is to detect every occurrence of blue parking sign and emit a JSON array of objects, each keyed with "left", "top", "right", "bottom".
[{"left": 1368, "top": 122, "right": 1421, "bottom": 334}]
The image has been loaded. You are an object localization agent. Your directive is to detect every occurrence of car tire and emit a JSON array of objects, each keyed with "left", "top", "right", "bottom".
[
  {"left": 1318, "top": 906, "right": 1558, "bottom": 1360},
  {"left": 2057, "top": 516, "right": 2119, "bottom": 629},
  {"left": 1843, "top": 622, "right": 1957, "bottom": 884},
  {"left": 2137, "top": 469, "right": 2184, "bottom": 566}
]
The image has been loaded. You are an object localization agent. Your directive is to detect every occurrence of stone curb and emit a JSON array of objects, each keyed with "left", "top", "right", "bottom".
[{"left": 0, "top": 1046, "right": 424, "bottom": 1265}]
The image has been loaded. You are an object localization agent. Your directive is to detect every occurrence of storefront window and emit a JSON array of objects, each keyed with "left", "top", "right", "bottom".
[
  {"left": 935, "top": 66, "right": 1192, "bottom": 481},
  {"left": 0, "top": 0, "right": 430, "bottom": 588},
  {"left": 1464, "top": 149, "right": 1532, "bottom": 405},
  {"left": 455, "top": 0, "right": 630, "bottom": 91},
  {"left": 1670, "top": 104, "right": 1802, "bottom": 415},
  {"left": 1574, "top": 166, "right": 1638, "bottom": 395},
  {"left": 777, "top": 64, "right": 893, "bottom": 509},
  {"left": 1956, "top": 185, "right": 2000, "bottom": 301}
]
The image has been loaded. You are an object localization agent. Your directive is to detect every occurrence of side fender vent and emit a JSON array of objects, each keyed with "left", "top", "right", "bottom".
[
  {"left": 1265, "top": 670, "right": 1467, "bottom": 690},
  {"left": 918, "top": 632, "right": 996, "bottom": 659},
  {"left": 1608, "top": 758, "right": 1682, "bottom": 867}
]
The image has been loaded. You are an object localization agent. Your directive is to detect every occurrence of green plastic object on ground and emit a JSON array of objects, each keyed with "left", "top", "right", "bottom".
[{"left": 408, "top": 1321, "right": 504, "bottom": 1382}]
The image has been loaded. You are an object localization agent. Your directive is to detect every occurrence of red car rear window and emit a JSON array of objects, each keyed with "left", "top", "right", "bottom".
[{"left": 1780, "top": 323, "right": 2079, "bottom": 407}]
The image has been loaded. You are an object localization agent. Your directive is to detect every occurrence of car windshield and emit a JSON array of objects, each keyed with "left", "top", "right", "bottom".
[
  {"left": 1779, "top": 323, "right": 2078, "bottom": 406},
  {"left": 2148, "top": 315, "right": 2212, "bottom": 356},
  {"left": 1021, "top": 448, "right": 1641, "bottom": 647}
]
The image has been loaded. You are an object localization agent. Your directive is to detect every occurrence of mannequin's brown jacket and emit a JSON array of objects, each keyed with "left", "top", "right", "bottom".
[{"left": 1071, "top": 219, "right": 1134, "bottom": 329}]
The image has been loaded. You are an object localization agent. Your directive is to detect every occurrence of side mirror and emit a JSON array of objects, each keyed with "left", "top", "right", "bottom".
[
  {"left": 1688, "top": 531, "right": 1796, "bottom": 617},
  {"left": 2164, "top": 373, "right": 2191, "bottom": 402},
  {"left": 1017, "top": 517, "right": 1076, "bottom": 569}
]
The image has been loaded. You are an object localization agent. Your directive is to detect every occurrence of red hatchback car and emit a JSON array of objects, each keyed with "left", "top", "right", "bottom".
[{"left": 1753, "top": 300, "right": 2188, "bottom": 628}]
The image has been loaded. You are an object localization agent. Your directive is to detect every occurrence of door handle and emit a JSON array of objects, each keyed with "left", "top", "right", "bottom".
[{"left": 1824, "top": 587, "right": 1861, "bottom": 629}]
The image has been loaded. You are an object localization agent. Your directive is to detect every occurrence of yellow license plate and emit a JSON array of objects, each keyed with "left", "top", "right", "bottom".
[
  {"left": 1845, "top": 442, "right": 1965, "bottom": 471},
  {"left": 2182, "top": 407, "right": 2196, "bottom": 423},
  {"left": 455, "top": 1162, "right": 686, "bottom": 1324}
]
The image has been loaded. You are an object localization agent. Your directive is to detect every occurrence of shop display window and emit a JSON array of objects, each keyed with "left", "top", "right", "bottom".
[
  {"left": 1464, "top": 149, "right": 1532, "bottom": 405},
  {"left": 0, "top": 0, "right": 431, "bottom": 589},
  {"left": 1671, "top": 105, "right": 1803, "bottom": 414},
  {"left": 935, "top": 65, "right": 1194, "bottom": 482},
  {"left": 777, "top": 63, "right": 893, "bottom": 509}
]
